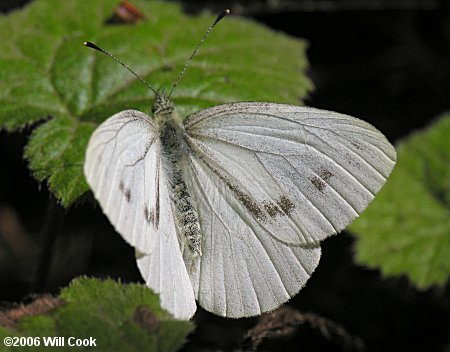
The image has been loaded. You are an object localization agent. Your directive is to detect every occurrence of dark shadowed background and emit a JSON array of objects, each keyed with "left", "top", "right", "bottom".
[{"left": 0, "top": 0, "right": 449, "bottom": 351}]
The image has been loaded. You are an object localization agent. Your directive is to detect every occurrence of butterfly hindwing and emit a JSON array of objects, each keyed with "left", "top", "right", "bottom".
[
  {"left": 183, "top": 153, "right": 321, "bottom": 318},
  {"left": 136, "top": 165, "right": 197, "bottom": 320}
]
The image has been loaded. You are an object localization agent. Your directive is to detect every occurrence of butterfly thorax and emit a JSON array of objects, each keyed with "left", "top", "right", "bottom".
[
  {"left": 152, "top": 92, "right": 176, "bottom": 124},
  {"left": 156, "top": 95, "right": 202, "bottom": 259}
]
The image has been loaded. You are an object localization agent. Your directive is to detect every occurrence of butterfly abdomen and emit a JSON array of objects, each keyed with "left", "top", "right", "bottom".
[
  {"left": 159, "top": 117, "right": 202, "bottom": 257},
  {"left": 172, "top": 182, "right": 202, "bottom": 256}
]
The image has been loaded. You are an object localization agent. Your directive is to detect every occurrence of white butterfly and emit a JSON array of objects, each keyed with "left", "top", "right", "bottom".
[{"left": 83, "top": 12, "right": 396, "bottom": 320}]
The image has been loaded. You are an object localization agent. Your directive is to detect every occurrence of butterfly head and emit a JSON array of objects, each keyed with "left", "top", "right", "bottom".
[{"left": 152, "top": 90, "right": 175, "bottom": 117}]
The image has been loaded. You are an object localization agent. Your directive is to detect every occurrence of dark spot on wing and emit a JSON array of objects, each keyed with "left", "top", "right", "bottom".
[
  {"left": 351, "top": 140, "right": 362, "bottom": 150},
  {"left": 345, "top": 152, "right": 360, "bottom": 167},
  {"left": 263, "top": 201, "right": 284, "bottom": 218},
  {"left": 144, "top": 206, "right": 156, "bottom": 226},
  {"left": 144, "top": 206, "right": 149, "bottom": 223},
  {"left": 149, "top": 211, "right": 155, "bottom": 226},
  {"left": 311, "top": 169, "right": 333, "bottom": 192},
  {"left": 224, "top": 175, "right": 295, "bottom": 221},
  {"left": 277, "top": 195, "right": 295, "bottom": 215},
  {"left": 262, "top": 196, "right": 295, "bottom": 219},
  {"left": 197, "top": 158, "right": 296, "bottom": 222},
  {"left": 225, "top": 180, "right": 265, "bottom": 221},
  {"left": 228, "top": 183, "right": 266, "bottom": 220},
  {"left": 119, "top": 181, "right": 131, "bottom": 200},
  {"left": 318, "top": 169, "right": 333, "bottom": 182},
  {"left": 125, "top": 189, "right": 131, "bottom": 202},
  {"left": 311, "top": 175, "right": 326, "bottom": 191}
]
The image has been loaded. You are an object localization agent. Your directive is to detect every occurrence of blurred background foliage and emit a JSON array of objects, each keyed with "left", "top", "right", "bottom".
[{"left": 0, "top": 0, "right": 449, "bottom": 351}]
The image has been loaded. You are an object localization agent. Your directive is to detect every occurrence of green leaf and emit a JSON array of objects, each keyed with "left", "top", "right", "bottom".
[
  {"left": 24, "top": 117, "right": 95, "bottom": 207},
  {"left": 0, "top": 0, "right": 312, "bottom": 206},
  {"left": 350, "top": 113, "right": 450, "bottom": 289},
  {"left": 0, "top": 277, "right": 193, "bottom": 352}
]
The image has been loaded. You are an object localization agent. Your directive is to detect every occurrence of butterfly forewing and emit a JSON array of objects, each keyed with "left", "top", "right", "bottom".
[
  {"left": 184, "top": 102, "right": 397, "bottom": 246},
  {"left": 84, "top": 110, "right": 160, "bottom": 252},
  {"left": 84, "top": 110, "right": 196, "bottom": 319}
]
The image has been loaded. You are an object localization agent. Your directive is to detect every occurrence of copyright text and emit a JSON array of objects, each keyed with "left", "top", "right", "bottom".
[{"left": 4, "top": 336, "right": 97, "bottom": 347}]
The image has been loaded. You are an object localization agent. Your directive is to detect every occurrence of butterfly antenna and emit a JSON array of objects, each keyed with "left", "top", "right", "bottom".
[
  {"left": 168, "top": 9, "right": 230, "bottom": 98},
  {"left": 83, "top": 41, "right": 157, "bottom": 95}
]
